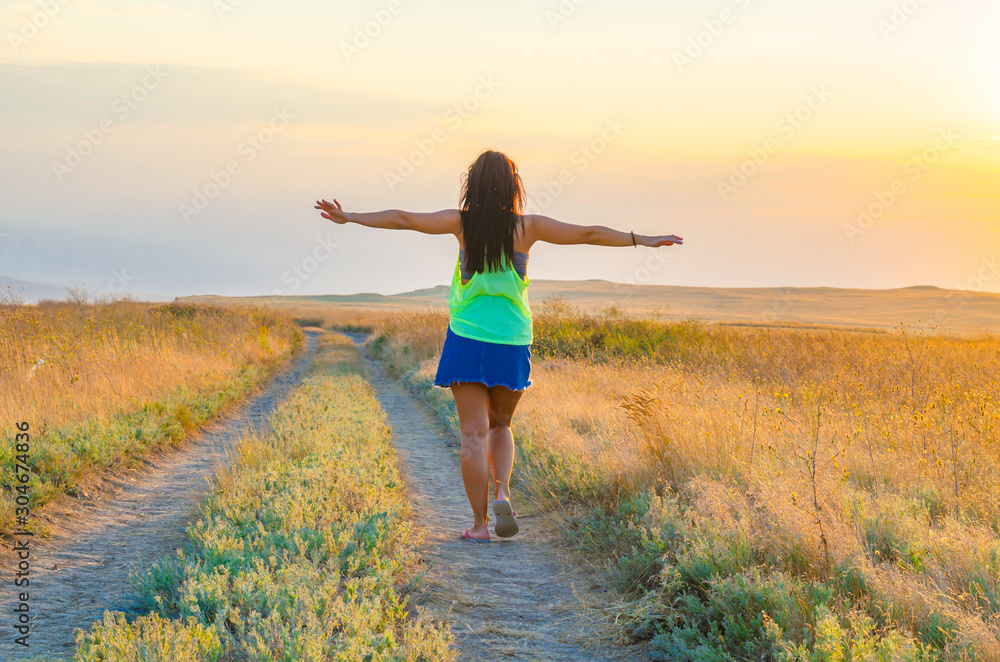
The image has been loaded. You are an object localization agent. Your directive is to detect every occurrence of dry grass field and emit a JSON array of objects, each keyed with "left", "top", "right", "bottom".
[
  {"left": 19, "top": 283, "right": 999, "bottom": 660},
  {"left": 342, "top": 301, "right": 999, "bottom": 661},
  {"left": 179, "top": 278, "right": 1000, "bottom": 334},
  {"left": 0, "top": 299, "right": 299, "bottom": 530}
]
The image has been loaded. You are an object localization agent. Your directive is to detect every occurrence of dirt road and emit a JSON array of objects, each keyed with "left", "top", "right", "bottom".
[
  {"left": 2, "top": 329, "right": 650, "bottom": 661},
  {"left": 0, "top": 333, "right": 318, "bottom": 661},
  {"left": 346, "top": 332, "right": 649, "bottom": 662}
]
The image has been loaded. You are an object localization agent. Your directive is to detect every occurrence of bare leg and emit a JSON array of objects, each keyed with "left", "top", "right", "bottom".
[
  {"left": 487, "top": 426, "right": 514, "bottom": 502},
  {"left": 487, "top": 385, "right": 524, "bottom": 503},
  {"left": 451, "top": 382, "right": 491, "bottom": 540}
]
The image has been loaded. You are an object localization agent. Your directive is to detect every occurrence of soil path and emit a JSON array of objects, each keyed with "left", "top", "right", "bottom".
[
  {"left": 346, "top": 332, "right": 649, "bottom": 662},
  {"left": 0, "top": 332, "right": 318, "bottom": 661}
]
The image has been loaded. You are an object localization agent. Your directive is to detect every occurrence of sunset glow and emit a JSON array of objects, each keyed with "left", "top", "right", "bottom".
[{"left": 1, "top": 0, "right": 999, "bottom": 298}]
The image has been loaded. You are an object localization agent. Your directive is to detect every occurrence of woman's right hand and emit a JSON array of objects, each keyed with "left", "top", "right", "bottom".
[
  {"left": 644, "top": 234, "right": 684, "bottom": 247},
  {"left": 315, "top": 198, "right": 352, "bottom": 224}
]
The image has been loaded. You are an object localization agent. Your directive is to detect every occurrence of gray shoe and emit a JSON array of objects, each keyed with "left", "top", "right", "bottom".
[{"left": 492, "top": 499, "right": 519, "bottom": 538}]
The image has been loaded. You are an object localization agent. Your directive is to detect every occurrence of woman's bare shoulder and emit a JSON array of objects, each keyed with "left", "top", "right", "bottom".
[{"left": 517, "top": 214, "right": 536, "bottom": 251}]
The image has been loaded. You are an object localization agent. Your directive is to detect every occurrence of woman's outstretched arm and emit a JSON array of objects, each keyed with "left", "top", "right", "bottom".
[
  {"left": 314, "top": 199, "right": 460, "bottom": 235},
  {"left": 528, "top": 213, "right": 683, "bottom": 248}
]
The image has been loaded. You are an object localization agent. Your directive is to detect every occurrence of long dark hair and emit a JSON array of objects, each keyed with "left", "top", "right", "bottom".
[{"left": 459, "top": 150, "right": 525, "bottom": 275}]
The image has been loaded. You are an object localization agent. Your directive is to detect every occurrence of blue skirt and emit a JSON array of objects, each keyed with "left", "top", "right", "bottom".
[{"left": 433, "top": 326, "right": 532, "bottom": 391}]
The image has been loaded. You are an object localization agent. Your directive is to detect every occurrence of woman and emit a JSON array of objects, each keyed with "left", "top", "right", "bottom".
[{"left": 315, "top": 149, "right": 682, "bottom": 543}]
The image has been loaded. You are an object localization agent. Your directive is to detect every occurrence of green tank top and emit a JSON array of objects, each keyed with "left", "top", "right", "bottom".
[{"left": 448, "top": 252, "right": 533, "bottom": 345}]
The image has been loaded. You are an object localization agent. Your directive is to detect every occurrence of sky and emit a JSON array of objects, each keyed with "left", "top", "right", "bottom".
[{"left": 1, "top": 0, "right": 999, "bottom": 299}]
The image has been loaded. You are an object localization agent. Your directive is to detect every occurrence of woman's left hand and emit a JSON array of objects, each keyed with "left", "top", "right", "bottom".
[
  {"left": 315, "top": 199, "right": 352, "bottom": 224},
  {"left": 645, "top": 234, "right": 684, "bottom": 247}
]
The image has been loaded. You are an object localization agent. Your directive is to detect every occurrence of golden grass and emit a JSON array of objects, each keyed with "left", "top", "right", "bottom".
[
  {"left": 0, "top": 299, "right": 300, "bottom": 530},
  {"left": 71, "top": 331, "right": 455, "bottom": 661},
  {"left": 176, "top": 278, "right": 1000, "bottom": 333},
  {"left": 0, "top": 299, "right": 298, "bottom": 431},
  {"left": 354, "top": 304, "right": 1000, "bottom": 660}
]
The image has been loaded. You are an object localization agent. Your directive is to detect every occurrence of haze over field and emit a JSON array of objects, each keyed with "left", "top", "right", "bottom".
[
  {"left": 2, "top": 0, "right": 999, "bottom": 301},
  {"left": 180, "top": 279, "right": 1000, "bottom": 334}
]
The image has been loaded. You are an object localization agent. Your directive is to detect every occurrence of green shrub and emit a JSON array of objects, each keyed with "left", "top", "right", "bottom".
[{"left": 74, "top": 611, "right": 222, "bottom": 662}]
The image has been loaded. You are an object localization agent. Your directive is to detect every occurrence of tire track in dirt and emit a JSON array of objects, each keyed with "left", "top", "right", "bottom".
[
  {"left": 345, "top": 332, "right": 650, "bottom": 662},
  {"left": 0, "top": 332, "right": 319, "bottom": 661}
]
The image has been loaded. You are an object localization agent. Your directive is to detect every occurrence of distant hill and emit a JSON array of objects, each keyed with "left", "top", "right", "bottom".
[
  {"left": 177, "top": 279, "right": 1000, "bottom": 334},
  {"left": 0, "top": 276, "right": 174, "bottom": 304},
  {"left": 0, "top": 276, "right": 71, "bottom": 303}
]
